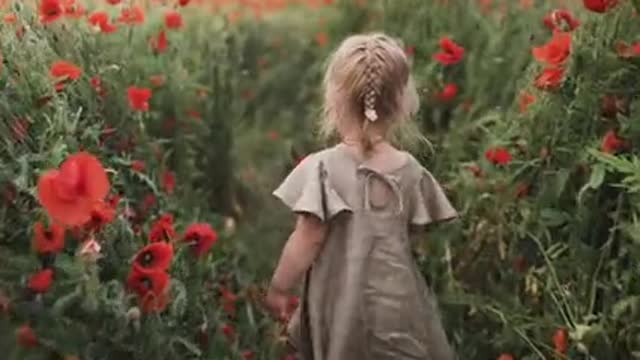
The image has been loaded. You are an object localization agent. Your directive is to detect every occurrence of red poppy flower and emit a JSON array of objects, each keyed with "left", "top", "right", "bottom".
[
  {"left": 485, "top": 147, "right": 512, "bottom": 165},
  {"left": 38, "top": 152, "right": 110, "bottom": 227},
  {"left": 315, "top": 32, "right": 328, "bottom": 47},
  {"left": 117, "top": 6, "right": 145, "bottom": 25},
  {"left": 583, "top": 0, "right": 618, "bottom": 13},
  {"left": 50, "top": 61, "right": 82, "bottom": 81},
  {"left": 141, "top": 193, "right": 157, "bottom": 213},
  {"left": 39, "top": 0, "right": 64, "bottom": 24},
  {"left": 519, "top": 92, "right": 536, "bottom": 113},
  {"left": 150, "top": 30, "right": 168, "bottom": 53},
  {"left": 497, "top": 355, "right": 515, "bottom": 360},
  {"left": 436, "top": 83, "right": 458, "bottom": 102},
  {"left": 221, "top": 323, "right": 235, "bottom": 340},
  {"left": 127, "top": 86, "right": 152, "bottom": 111},
  {"left": 133, "top": 242, "right": 174, "bottom": 272},
  {"left": 106, "top": 0, "right": 121, "bottom": 4},
  {"left": 28, "top": 269, "right": 54, "bottom": 293},
  {"left": 179, "top": 0, "right": 190, "bottom": 5},
  {"left": 88, "top": 11, "right": 117, "bottom": 33},
  {"left": 126, "top": 268, "right": 170, "bottom": 313},
  {"left": 553, "top": 328, "right": 568, "bottom": 354},
  {"left": 85, "top": 200, "right": 116, "bottom": 232},
  {"left": 187, "top": 110, "right": 201, "bottom": 120},
  {"left": 149, "top": 74, "right": 166, "bottom": 87},
  {"left": 543, "top": 9, "right": 580, "bottom": 32},
  {"left": 33, "top": 221, "right": 65, "bottom": 254},
  {"left": 615, "top": 41, "right": 640, "bottom": 58},
  {"left": 149, "top": 214, "right": 176, "bottom": 242},
  {"left": 130, "top": 160, "right": 146, "bottom": 172},
  {"left": 16, "top": 324, "right": 38, "bottom": 348},
  {"left": 601, "top": 130, "right": 625, "bottom": 154},
  {"left": 532, "top": 31, "right": 571, "bottom": 67},
  {"left": 61, "top": 0, "right": 84, "bottom": 18},
  {"left": 164, "top": 11, "right": 183, "bottom": 29},
  {"left": 220, "top": 286, "right": 239, "bottom": 316},
  {"left": 89, "top": 76, "right": 107, "bottom": 97},
  {"left": 534, "top": 67, "right": 565, "bottom": 90},
  {"left": 4, "top": 13, "right": 17, "bottom": 24},
  {"left": 183, "top": 223, "right": 218, "bottom": 257},
  {"left": 405, "top": 46, "right": 415, "bottom": 57},
  {"left": 241, "top": 351, "right": 256, "bottom": 360},
  {"left": 161, "top": 171, "right": 176, "bottom": 194},
  {"left": 433, "top": 37, "right": 464, "bottom": 65}
]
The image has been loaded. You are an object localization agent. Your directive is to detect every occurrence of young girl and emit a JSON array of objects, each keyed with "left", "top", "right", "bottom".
[{"left": 265, "top": 33, "right": 458, "bottom": 360}]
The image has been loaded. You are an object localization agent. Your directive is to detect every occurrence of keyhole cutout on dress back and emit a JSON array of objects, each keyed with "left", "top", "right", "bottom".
[{"left": 368, "top": 176, "right": 394, "bottom": 210}]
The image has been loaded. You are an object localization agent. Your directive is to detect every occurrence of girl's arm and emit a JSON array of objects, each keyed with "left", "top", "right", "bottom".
[{"left": 269, "top": 213, "right": 328, "bottom": 294}]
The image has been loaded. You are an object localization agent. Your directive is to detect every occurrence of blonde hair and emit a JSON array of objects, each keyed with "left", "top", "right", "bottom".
[{"left": 320, "top": 32, "right": 424, "bottom": 152}]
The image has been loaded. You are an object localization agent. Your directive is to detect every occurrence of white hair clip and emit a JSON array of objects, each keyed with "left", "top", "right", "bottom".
[{"left": 364, "top": 108, "right": 378, "bottom": 122}]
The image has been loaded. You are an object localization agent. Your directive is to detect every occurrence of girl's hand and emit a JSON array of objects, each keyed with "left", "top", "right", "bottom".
[{"left": 265, "top": 286, "right": 290, "bottom": 322}]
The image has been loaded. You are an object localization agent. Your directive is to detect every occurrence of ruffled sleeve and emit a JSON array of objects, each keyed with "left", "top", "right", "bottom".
[
  {"left": 273, "top": 155, "right": 351, "bottom": 222},
  {"left": 410, "top": 168, "right": 458, "bottom": 226}
]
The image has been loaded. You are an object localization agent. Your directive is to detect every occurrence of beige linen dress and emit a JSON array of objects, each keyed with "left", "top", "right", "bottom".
[{"left": 273, "top": 144, "right": 458, "bottom": 360}]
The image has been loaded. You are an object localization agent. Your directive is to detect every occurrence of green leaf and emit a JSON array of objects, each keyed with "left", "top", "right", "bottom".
[
  {"left": 51, "top": 287, "right": 82, "bottom": 316},
  {"left": 587, "top": 164, "right": 606, "bottom": 189},
  {"left": 540, "top": 208, "right": 568, "bottom": 227},
  {"left": 612, "top": 296, "right": 640, "bottom": 320}
]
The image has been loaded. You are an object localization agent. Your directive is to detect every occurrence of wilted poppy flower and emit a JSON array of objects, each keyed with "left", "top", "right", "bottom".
[
  {"left": 485, "top": 147, "right": 513, "bottom": 165},
  {"left": 433, "top": 37, "right": 464, "bottom": 65},
  {"left": 28, "top": 269, "right": 54, "bottom": 293},
  {"left": 16, "top": 324, "right": 38, "bottom": 348},
  {"left": 161, "top": 171, "right": 176, "bottom": 194},
  {"left": 467, "top": 164, "right": 483, "bottom": 177},
  {"left": 150, "top": 30, "right": 168, "bottom": 53},
  {"left": 117, "top": 6, "right": 145, "bottom": 25},
  {"left": 553, "top": 328, "right": 568, "bottom": 354},
  {"left": 90, "top": 76, "right": 107, "bottom": 97},
  {"left": 519, "top": 92, "right": 536, "bottom": 113},
  {"left": 601, "top": 94, "right": 628, "bottom": 118},
  {"left": 601, "top": 130, "right": 625, "bottom": 154},
  {"left": 164, "top": 11, "right": 183, "bottom": 29},
  {"left": 183, "top": 223, "right": 218, "bottom": 257},
  {"left": 543, "top": 9, "right": 580, "bottom": 32},
  {"left": 50, "top": 61, "right": 82, "bottom": 81},
  {"left": 583, "top": 0, "right": 618, "bottom": 13},
  {"left": 107, "top": 0, "right": 121, "bottom": 4},
  {"left": 126, "top": 268, "right": 170, "bottom": 313},
  {"left": 38, "top": 152, "right": 110, "bottom": 227},
  {"left": 179, "top": 0, "right": 190, "bottom": 5},
  {"left": 39, "top": 0, "right": 64, "bottom": 24},
  {"left": 532, "top": 31, "right": 571, "bottom": 66},
  {"left": 88, "top": 11, "right": 117, "bottom": 33},
  {"left": 133, "top": 242, "right": 174, "bottom": 272},
  {"left": 127, "top": 86, "right": 152, "bottom": 111},
  {"left": 497, "top": 354, "right": 515, "bottom": 360},
  {"left": 141, "top": 193, "right": 157, "bottom": 213},
  {"left": 149, "top": 214, "right": 176, "bottom": 242},
  {"left": 33, "top": 221, "right": 65, "bottom": 254},
  {"left": 515, "top": 182, "right": 530, "bottom": 198},
  {"left": 436, "top": 83, "right": 458, "bottom": 102},
  {"left": 534, "top": 67, "right": 565, "bottom": 90}
]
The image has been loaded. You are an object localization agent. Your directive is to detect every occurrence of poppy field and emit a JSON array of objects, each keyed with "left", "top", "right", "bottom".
[{"left": 1, "top": 0, "right": 640, "bottom": 359}]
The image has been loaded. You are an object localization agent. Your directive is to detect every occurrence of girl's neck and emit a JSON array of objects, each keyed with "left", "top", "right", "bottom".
[{"left": 341, "top": 134, "right": 386, "bottom": 147}]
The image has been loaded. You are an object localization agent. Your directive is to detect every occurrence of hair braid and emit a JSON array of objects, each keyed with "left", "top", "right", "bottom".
[{"left": 361, "top": 38, "right": 384, "bottom": 151}]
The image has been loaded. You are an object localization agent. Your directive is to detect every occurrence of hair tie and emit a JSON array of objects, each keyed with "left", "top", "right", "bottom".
[{"left": 364, "top": 108, "right": 378, "bottom": 122}]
